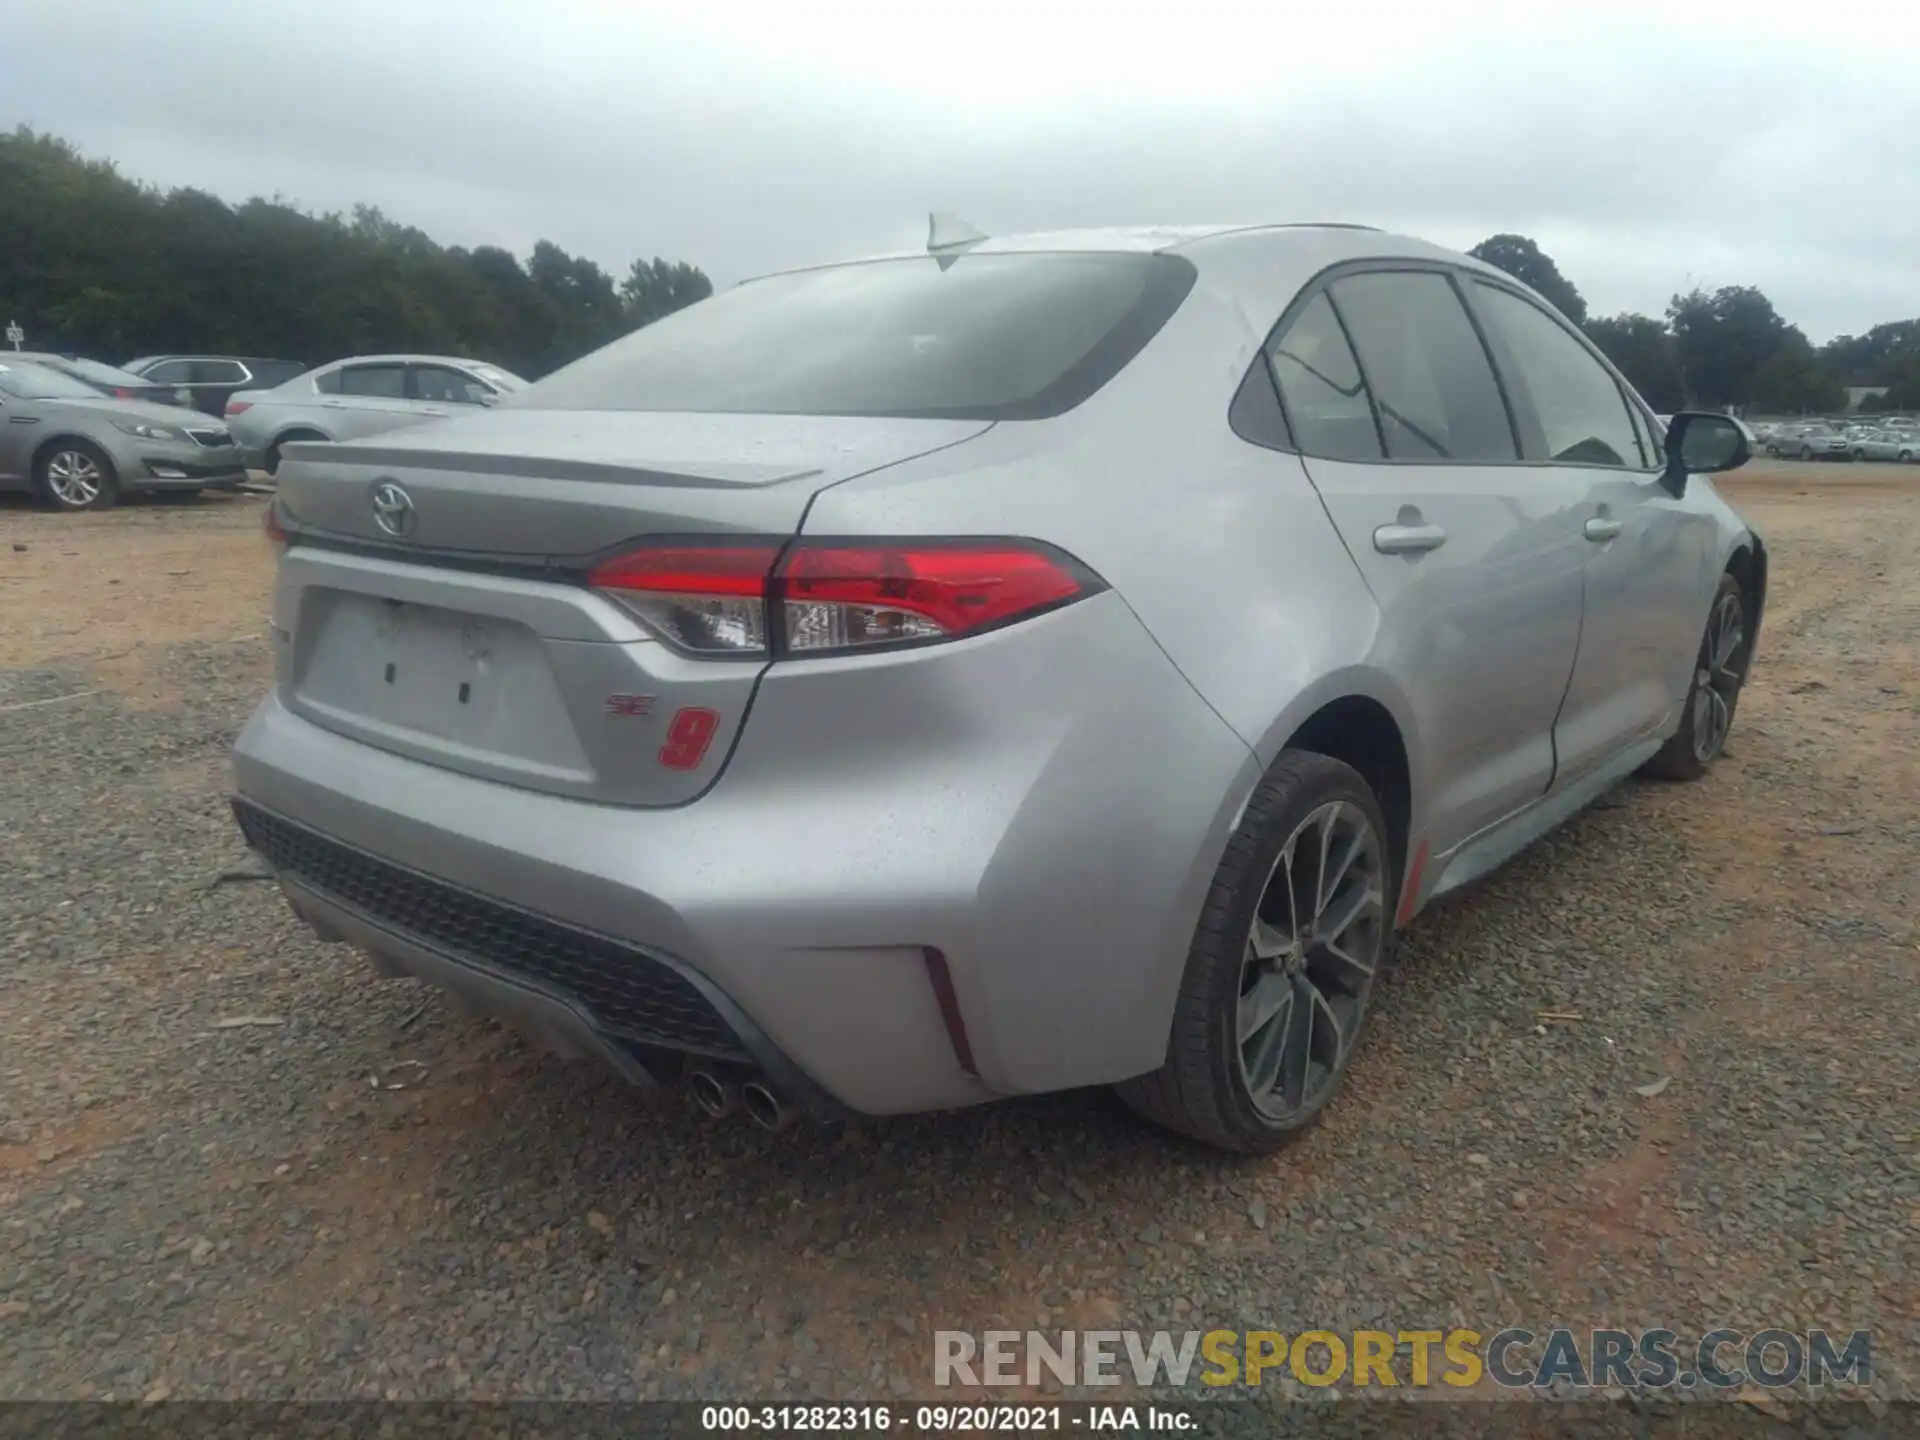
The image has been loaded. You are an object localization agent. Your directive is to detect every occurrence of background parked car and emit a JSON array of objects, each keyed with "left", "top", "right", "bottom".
[
  {"left": 224, "top": 354, "right": 527, "bottom": 474},
  {"left": 0, "top": 359, "right": 247, "bottom": 510},
  {"left": 9, "top": 352, "right": 182, "bottom": 407},
  {"left": 1848, "top": 429, "right": 1920, "bottom": 463},
  {"left": 123, "top": 355, "right": 308, "bottom": 417},
  {"left": 1766, "top": 423, "right": 1849, "bottom": 460}
]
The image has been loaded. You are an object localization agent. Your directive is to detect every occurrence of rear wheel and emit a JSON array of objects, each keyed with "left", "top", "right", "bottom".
[
  {"left": 36, "top": 441, "right": 119, "bottom": 512},
  {"left": 264, "top": 431, "right": 325, "bottom": 477},
  {"left": 1118, "top": 751, "right": 1393, "bottom": 1152},
  {"left": 1644, "top": 575, "right": 1748, "bottom": 781}
]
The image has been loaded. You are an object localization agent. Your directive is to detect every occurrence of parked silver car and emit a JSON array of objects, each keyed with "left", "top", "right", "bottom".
[
  {"left": 230, "top": 225, "right": 1765, "bottom": 1151},
  {"left": 225, "top": 355, "right": 527, "bottom": 474},
  {"left": 0, "top": 360, "right": 247, "bottom": 510},
  {"left": 1766, "top": 423, "right": 1850, "bottom": 460},
  {"left": 10, "top": 352, "right": 182, "bottom": 407},
  {"left": 1845, "top": 429, "right": 1920, "bottom": 463}
]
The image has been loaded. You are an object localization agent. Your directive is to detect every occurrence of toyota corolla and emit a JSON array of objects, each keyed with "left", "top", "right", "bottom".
[{"left": 232, "top": 223, "right": 1765, "bottom": 1151}]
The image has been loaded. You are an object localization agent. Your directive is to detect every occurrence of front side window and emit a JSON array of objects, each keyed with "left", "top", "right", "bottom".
[
  {"left": 335, "top": 364, "right": 407, "bottom": 399},
  {"left": 519, "top": 252, "right": 1195, "bottom": 420},
  {"left": 1473, "top": 283, "right": 1642, "bottom": 468},
  {"left": 410, "top": 365, "right": 491, "bottom": 404},
  {"left": 1267, "top": 292, "right": 1380, "bottom": 461},
  {"left": 1329, "top": 271, "right": 1517, "bottom": 461}
]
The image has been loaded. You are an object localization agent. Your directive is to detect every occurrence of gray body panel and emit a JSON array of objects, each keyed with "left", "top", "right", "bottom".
[{"left": 231, "top": 224, "right": 1763, "bottom": 1115}]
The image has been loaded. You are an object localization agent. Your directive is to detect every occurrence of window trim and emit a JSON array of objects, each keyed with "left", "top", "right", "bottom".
[
  {"left": 332, "top": 362, "right": 409, "bottom": 401},
  {"left": 1459, "top": 276, "right": 1664, "bottom": 475},
  {"left": 1235, "top": 258, "right": 1523, "bottom": 466},
  {"left": 1232, "top": 257, "right": 1671, "bottom": 473},
  {"left": 405, "top": 363, "right": 494, "bottom": 405}
]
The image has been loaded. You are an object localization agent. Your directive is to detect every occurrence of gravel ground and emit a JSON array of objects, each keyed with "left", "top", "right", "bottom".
[{"left": 1, "top": 469, "right": 1915, "bottom": 1412}]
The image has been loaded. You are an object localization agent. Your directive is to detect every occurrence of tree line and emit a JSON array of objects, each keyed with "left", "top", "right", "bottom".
[
  {"left": 1467, "top": 234, "right": 1920, "bottom": 416},
  {"left": 5, "top": 127, "right": 1914, "bottom": 413},
  {"left": 0, "top": 127, "right": 712, "bottom": 379}
]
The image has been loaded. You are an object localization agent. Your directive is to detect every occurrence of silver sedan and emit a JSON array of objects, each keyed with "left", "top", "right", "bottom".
[
  {"left": 232, "top": 223, "right": 1768, "bottom": 1151},
  {"left": 0, "top": 360, "right": 247, "bottom": 510},
  {"left": 224, "top": 354, "right": 527, "bottom": 474},
  {"left": 1845, "top": 429, "right": 1920, "bottom": 463}
]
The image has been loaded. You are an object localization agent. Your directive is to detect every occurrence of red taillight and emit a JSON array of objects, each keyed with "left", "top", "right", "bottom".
[
  {"left": 587, "top": 543, "right": 781, "bottom": 656},
  {"left": 780, "top": 543, "right": 1088, "bottom": 652},
  {"left": 225, "top": 400, "right": 252, "bottom": 417},
  {"left": 586, "top": 539, "right": 1099, "bottom": 658},
  {"left": 113, "top": 387, "right": 135, "bottom": 399}
]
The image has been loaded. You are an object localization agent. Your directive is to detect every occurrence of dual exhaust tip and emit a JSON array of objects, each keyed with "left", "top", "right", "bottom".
[{"left": 689, "top": 1068, "right": 790, "bottom": 1131}]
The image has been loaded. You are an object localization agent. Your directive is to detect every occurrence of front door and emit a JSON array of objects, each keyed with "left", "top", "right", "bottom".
[
  {"left": 1271, "top": 267, "right": 1588, "bottom": 862},
  {"left": 1462, "top": 279, "right": 1721, "bottom": 786}
]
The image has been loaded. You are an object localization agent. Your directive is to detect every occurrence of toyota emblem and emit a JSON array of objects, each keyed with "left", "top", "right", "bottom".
[{"left": 370, "top": 480, "right": 416, "bottom": 538}]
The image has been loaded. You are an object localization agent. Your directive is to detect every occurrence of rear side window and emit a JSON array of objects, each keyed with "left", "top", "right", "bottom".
[
  {"left": 189, "top": 360, "right": 247, "bottom": 385},
  {"left": 1330, "top": 272, "right": 1517, "bottom": 461},
  {"left": 335, "top": 364, "right": 406, "bottom": 399},
  {"left": 142, "top": 360, "right": 192, "bottom": 384},
  {"left": 519, "top": 252, "right": 1196, "bottom": 420},
  {"left": 1472, "top": 283, "right": 1642, "bottom": 468},
  {"left": 1267, "top": 292, "right": 1381, "bottom": 460}
]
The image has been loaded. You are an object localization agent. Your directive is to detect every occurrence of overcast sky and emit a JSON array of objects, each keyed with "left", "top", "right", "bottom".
[{"left": 4, "top": 0, "right": 1916, "bottom": 341}]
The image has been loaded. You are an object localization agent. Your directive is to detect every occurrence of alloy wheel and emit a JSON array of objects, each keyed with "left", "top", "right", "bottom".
[
  {"left": 46, "top": 449, "right": 104, "bottom": 507},
  {"left": 1690, "top": 588, "right": 1746, "bottom": 764},
  {"left": 1236, "top": 800, "right": 1386, "bottom": 1121}
]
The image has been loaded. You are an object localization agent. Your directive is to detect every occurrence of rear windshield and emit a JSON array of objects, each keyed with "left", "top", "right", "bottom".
[{"left": 518, "top": 252, "right": 1196, "bottom": 420}]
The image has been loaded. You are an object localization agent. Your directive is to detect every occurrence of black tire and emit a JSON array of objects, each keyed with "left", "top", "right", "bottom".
[
  {"left": 1117, "top": 751, "right": 1396, "bottom": 1152},
  {"left": 264, "top": 431, "right": 324, "bottom": 478},
  {"left": 1643, "top": 574, "right": 1749, "bottom": 782},
  {"left": 34, "top": 440, "right": 119, "bottom": 512}
]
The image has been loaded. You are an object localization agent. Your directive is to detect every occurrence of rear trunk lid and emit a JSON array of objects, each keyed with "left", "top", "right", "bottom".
[{"left": 271, "top": 409, "right": 992, "bottom": 806}]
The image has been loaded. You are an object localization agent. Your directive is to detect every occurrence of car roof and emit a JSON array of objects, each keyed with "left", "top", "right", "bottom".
[{"left": 311, "top": 354, "right": 505, "bottom": 370}]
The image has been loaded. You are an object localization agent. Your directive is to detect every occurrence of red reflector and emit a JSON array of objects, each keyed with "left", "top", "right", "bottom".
[
  {"left": 225, "top": 400, "right": 252, "bottom": 417},
  {"left": 114, "top": 387, "right": 135, "bottom": 399},
  {"left": 778, "top": 543, "right": 1085, "bottom": 640},
  {"left": 586, "top": 544, "right": 779, "bottom": 597}
]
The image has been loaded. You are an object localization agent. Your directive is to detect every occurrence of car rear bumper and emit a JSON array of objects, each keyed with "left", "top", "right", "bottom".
[{"left": 230, "top": 596, "right": 1258, "bottom": 1115}]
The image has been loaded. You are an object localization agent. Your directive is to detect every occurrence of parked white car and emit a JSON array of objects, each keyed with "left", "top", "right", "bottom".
[{"left": 224, "top": 355, "right": 527, "bottom": 474}]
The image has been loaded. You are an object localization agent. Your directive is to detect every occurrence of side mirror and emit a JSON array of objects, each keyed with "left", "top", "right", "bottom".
[{"left": 1660, "top": 411, "right": 1749, "bottom": 497}]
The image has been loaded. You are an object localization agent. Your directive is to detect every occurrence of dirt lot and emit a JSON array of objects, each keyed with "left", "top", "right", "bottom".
[{"left": 0, "top": 462, "right": 1915, "bottom": 1407}]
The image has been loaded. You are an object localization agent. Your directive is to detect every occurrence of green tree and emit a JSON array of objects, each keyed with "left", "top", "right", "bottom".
[
  {"left": 1819, "top": 319, "right": 1920, "bottom": 386},
  {"left": 622, "top": 256, "right": 713, "bottom": 327},
  {"left": 1468, "top": 234, "right": 1587, "bottom": 324},
  {"left": 1748, "top": 333, "right": 1845, "bottom": 415},
  {"left": 0, "top": 125, "right": 711, "bottom": 378},
  {"left": 1666, "top": 286, "right": 1801, "bottom": 409},
  {"left": 1582, "top": 313, "right": 1684, "bottom": 411}
]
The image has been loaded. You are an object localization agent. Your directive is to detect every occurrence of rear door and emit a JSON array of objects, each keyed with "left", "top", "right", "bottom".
[
  {"left": 321, "top": 362, "right": 417, "bottom": 439},
  {"left": 1464, "top": 278, "right": 1722, "bottom": 785},
  {"left": 1271, "top": 265, "right": 1588, "bottom": 860}
]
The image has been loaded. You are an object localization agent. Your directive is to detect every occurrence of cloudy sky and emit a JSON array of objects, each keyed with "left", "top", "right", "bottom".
[{"left": 4, "top": 0, "right": 1916, "bottom": 341}]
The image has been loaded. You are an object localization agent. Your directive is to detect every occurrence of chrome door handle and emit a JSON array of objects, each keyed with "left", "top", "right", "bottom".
[
  {"left": 1373, "top": 523, "right": 1447, "bottom": 555},
  {"left": 1584, "top": 517, "right": 1624, "bottom": 542}
]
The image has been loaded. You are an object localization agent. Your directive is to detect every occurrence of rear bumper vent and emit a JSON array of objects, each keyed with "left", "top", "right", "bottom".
[{"left": 231, "top": 800, "right": 749, "bottom": 1061}]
